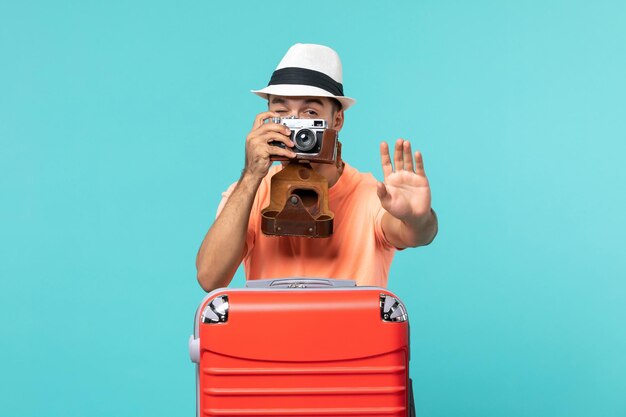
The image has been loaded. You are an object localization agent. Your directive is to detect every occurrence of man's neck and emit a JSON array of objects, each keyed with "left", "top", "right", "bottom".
[
  {"left": 310, "top": 160, "right": 344, "bottom": 188},
  {"left": 329, "top": 160, "right": 345, "bottom": 188}
]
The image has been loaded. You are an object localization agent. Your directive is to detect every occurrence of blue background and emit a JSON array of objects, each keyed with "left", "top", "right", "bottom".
[{"left": 1, "top": 1, "right": 625, "bottom": 416}]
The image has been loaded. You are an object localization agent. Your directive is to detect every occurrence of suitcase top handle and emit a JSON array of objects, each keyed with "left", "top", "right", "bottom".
[{"left": 246, "top": 278, "right": 357, "bottom": 289}]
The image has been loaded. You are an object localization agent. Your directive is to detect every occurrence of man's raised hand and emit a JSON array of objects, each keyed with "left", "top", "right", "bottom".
[{"left": 377, "top": 139, "right": 432, "bottom": 223}]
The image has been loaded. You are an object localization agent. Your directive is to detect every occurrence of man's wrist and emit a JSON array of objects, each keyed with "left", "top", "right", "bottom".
[
  {"left": 240, "top": 169, "right": 265, "bottom": 186},
  {"left": 399, "top": 208, "right": 438, "bottom": 246},
  {"left": 399, "top": 208, "right": 433, "bottom": 228}
]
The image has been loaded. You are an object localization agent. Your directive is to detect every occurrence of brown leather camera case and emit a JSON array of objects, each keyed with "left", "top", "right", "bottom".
[{"left": 261, "top": 163, "right": 333, "bottom": 238}]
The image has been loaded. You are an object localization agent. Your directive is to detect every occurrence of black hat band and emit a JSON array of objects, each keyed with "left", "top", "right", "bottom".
[{"left": 268, "top": 67, "right": 344, "bottom": 97}]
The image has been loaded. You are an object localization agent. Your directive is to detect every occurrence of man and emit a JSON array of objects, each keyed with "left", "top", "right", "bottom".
[{"left": 196, "top": 43, "right": 438, "bottom": 292}]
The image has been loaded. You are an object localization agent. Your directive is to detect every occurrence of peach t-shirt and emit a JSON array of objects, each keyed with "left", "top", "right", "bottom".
[{"left": 217, "top": 163, "right": 396, "bottom": 287}]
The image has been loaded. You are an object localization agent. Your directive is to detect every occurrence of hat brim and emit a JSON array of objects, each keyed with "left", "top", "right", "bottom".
[{"left": 251, "top": 84, "right": 355, "bottom": 111}]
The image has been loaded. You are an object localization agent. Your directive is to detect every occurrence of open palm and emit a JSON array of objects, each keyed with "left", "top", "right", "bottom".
[{"left": 377, "top": 139, "right": 432, "bottom": 222}]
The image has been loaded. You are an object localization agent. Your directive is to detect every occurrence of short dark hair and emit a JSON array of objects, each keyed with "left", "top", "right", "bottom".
[{"left": 329, "top": 97, "right": 342, "bottom": 114}]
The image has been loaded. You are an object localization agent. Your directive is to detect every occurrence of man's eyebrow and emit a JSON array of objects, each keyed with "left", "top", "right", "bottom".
[
  {"left": 270, "top": 97, "right": 324, "bottom": 107},
  {"left": 304, "top": 98, "right": 324, "bottom": 107}
]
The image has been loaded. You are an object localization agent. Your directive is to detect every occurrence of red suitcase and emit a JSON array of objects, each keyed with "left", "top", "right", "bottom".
[{"left": 189, "top": 278, "right": 415, "bottom": 417}]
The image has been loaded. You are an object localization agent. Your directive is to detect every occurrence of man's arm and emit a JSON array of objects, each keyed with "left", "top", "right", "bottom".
[
  {"left": 196, "top": 111, "right": 295, "bottom": 292},
  {"left": 377, "top": 139, "right": 438, "bottom": 249},
  {"left": 381, "top": 208, "right": 438, "bottom": 249},
  {"left": 196, "top": 174, "right": 261, "bottom": 292}
]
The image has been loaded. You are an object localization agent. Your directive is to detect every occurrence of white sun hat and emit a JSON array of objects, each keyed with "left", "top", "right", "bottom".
[{"left": 251, "top": 43, "right": 356, "bottom": 110}]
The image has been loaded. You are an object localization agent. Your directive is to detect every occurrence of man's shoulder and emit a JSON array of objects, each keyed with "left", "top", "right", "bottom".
[
  {"left": 343, "top": 163, "right": 379, "bottom": 189},
  {"left": 332, "top": 163, "right": 381, "bottom": 211}
]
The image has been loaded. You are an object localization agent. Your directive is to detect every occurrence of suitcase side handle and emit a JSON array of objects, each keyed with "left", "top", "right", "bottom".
[{"left": 246, "top": 278, "right": 357, "bottom": 288}]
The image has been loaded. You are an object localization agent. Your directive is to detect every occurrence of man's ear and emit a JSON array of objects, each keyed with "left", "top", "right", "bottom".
[{"left": 333, "top": 109, "right": 344, "bottom": 131}]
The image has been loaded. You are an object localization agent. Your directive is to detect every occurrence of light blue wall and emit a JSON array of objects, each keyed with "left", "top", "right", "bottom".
[{"left": 1, "top": 1, "right": 625, "bottom": 416}]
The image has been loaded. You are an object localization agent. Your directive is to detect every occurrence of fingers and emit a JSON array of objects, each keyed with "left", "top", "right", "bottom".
[
  {"left": 248, "top": 123, "right": 291, "bottom": 140},
  {"left": 403, "top": 141, "right": 414, "bottom": 171},
  {"left": 380, "top": 142, "right": 393, "bottom": 179},
  {"left": 244, "top": 113, "right": 295, "bottom": 179},
  {"left": 394, "top": 139, "right": 404, "bottom": 171},
  {"left": 382, "top": 138, "right": 418, "bottom": 174},
  {"left": 252, "top": 120, "right": 291, "bottom": 137},
  {"left": 259, "top": 121, "right": 290, "bottom": 132},
  {"left": 414, "top": 151, "right": 426, "bottom": 176},
  {"left": 268, "top": 144, "right": 296, "bottom": 159},
  {"left": 253, "top": 129, "right": 294, "bottom": 146},
  {"left": 252, "top": 111, "right": 280, "bottom": 129},
  {"left": 252, "top": 130, "right": 295, "bottom": 157},
  {"left": 248, "top": 121, "right": 293, "bottom": 149}
]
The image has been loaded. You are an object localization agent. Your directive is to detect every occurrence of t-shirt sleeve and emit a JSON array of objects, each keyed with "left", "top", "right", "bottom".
[
  {"left": 216, "top": 182, "right": 238, "bottom": 219},
  {"left": 366, "top": 182, "right": 400, "bottom": 251},
  {"left": 215, "top": 181, "right": 256, "bottom": 259},
  {"left": 373, "top": 204, "right": 400, "bottom": 251}
]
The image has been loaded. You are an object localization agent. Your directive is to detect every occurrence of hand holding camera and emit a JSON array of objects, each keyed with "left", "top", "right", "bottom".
[{"left": 243, "top": 111, "right": 297, "bottom": 181}]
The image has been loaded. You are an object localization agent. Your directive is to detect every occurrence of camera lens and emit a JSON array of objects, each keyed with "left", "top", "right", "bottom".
[{"left": 293, "top": 129, "right": 317, "bottom": 152}]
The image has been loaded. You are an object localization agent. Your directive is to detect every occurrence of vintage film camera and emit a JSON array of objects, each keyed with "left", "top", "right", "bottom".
[
  {"left": 262, "top": 116, "right": 341, "bottom": 238},
  {"left": 269, "top": 116, "right": 338, "bottom": 164}
]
